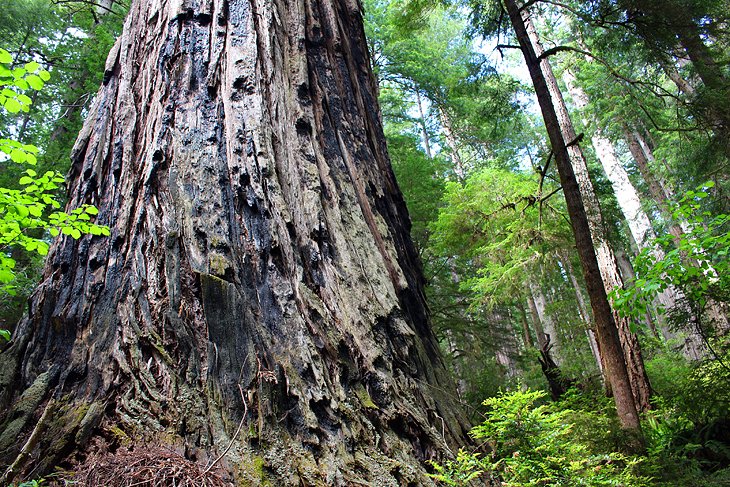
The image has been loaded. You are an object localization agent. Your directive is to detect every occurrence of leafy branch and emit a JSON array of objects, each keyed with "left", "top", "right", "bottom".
[{"left": 0, "top": 47, "right": 109, "bottom": 339}]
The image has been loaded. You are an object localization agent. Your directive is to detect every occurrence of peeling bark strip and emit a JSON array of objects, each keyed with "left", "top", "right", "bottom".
[{"left": 0, "top": 0, "right": 469, "bottom": 484}]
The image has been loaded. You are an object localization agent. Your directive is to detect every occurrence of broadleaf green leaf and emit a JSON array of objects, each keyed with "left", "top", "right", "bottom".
[
  {"left": 24, "top": 61, "right": 40, "bottom": 72},
  {"left": 5, "top": 97, "right": 21, "bottom": 113},
  {"left": 25, "top": 74, "right": 43, "bottom": 90},
  {"left": 11, "top": 149, "right": 27, "bottom": 163}
]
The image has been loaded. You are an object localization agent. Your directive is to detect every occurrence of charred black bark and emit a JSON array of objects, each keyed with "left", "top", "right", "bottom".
[
  {"left": 538, "top": 335, "right": 574, "bottom": 401},
  {"left": 0, "top": 0, "right": 469, "bottom": 484}
]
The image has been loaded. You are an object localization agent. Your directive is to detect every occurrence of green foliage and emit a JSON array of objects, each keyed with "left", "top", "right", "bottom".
[
  {"left": 0, "top": 2, "right": 124, "bottom": 335},
  {"left": 0, "top": 47, "right": 108, "bottom": 339},
  {"left": 645, "top": 347, "right": 730, "bottom": 427},
  {"left": 432, "top": 381, "right": 730, "bottom": 485},
  {"left": 430, "top": 388, "right": 653, "bottom": 486},
  {"left": 428, "top": 449, "right": 485, "bottom": 486},
  {"left": 640, "top": 352, "right": 730, "bottom": 485},
  {"left": 12, "top": 480, "right": 44, "bottom": 487},
  {"left": 430, "top": 167, "right": 572, "bottom": 307},
  {"left": 612, "top": 182, "right": 729, "bottom": 332},
  {"left": 388, "top": 132, "right": 448, "bottom": 252},
  {"left": 365, "top": 0, "right": 528, "bottom": 170}
]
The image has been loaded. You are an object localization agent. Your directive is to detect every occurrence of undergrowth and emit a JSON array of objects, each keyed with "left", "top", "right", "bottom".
[{"left": 430, "top": 351, "right": 730, "bottom": 486}]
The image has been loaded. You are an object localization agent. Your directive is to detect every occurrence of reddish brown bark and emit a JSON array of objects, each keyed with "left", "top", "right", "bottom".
[
  {"left": 505, "top": 0, "right": 643, "bottom": 435},
  {"left": 523, "top": 7, "right": 652, "bottom": 414}
]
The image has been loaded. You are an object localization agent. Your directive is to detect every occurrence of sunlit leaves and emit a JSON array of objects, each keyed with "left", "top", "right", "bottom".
[
  {"left": 0, "top": 45, "right": 109, "bottom": 296},
  {"left": 0, "top": 48, "right": 50, "bottom": 114},
  {"left": 430, "top": 168, "right": 571, "bottom": 307},
  {"left": 429, "top": 388, "right": 653, "bottom": 486},
  {"left": 613, "top": 182, "right": 729, "bottom": 327}
]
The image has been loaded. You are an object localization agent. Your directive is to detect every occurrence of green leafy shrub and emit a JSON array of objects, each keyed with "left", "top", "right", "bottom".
[
  {"left": 640, "top": 348, "right": 730, "bottom": 485},
  {"left": 429, "top": 388, "right": 653, "bottom": 486},
  {"left": 16, "top": 481, "right": 44, "bottom": 487},
  {"left": 613, "top": 181, "right": 729, "bottom": 339}
]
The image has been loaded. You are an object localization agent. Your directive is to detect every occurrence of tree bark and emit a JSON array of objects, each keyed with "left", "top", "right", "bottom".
[
  {"left": 562, "top": 70, "right": 708, "bottom": 359},
  {"left": 505, "top": 0, "right": 643, "bottom": 435},
  {"left": 521, "top": 11, "right": 652, "bottom": 414},
  {"left": 439, "top": 107, "right": 466, "bottom": 181},
  {"left": 527, "top": 285, "right": 548, "bottom": 350},
  {"left": 560, "top": 252, "right": 606, "bottom": 379},
  {"left": 0, "top": 0, "right": 469, "bottom": 484},
  {"left": 529, "top": 281, "right": 560, "bottom": 362},
  {"left": 516, "top": 299, "right": 534, "bottom": 349},
  {"left": 658, "top": 57, "right": 696, "bottom": 96},
  {"left": 415, "top": 88, "right": 433, "bottom": 160}
]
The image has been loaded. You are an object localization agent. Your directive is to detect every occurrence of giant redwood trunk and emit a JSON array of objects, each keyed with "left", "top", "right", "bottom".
[{"left": 0, "top": 0, "right": 469, "bottom": 484}]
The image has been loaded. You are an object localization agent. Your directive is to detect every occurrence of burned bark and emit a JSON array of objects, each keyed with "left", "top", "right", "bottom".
[
  {"left": 0, "top": 0, "right": 468, "bottom": 484},
  {"left": 538, "top": 335, "right": 574, "bottom": 401}
]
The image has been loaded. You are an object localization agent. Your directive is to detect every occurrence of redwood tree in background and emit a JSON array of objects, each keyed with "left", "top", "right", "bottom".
[
  {"left": 503, "top": 0, "right": 643, "bottom": 437},
  {"left": 0, "top": 0, "right": 468, "bottom": 483}
]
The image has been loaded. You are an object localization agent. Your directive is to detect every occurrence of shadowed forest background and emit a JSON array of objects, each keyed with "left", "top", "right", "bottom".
[{"left": 0, "top": 0, "right": 729, "bottom": 485}]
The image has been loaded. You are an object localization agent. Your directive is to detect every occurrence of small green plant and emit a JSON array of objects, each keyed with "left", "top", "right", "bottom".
[
  {"left": 15, "top": 480, "right": 44, "bottom": 487},
  {"left": 428, "top": 449, "right": 485, "bottom": 486},
  {"left": 429, "top": 388, "right": 653, "bottom": 486}
]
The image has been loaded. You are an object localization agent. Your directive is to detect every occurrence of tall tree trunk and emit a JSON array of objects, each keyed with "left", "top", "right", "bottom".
[
  {"left": 562, "top": 70, "right": 706, "bottom": 357},
  {"left": 658, "top": 57, "right": 696, "bottom": 96},
  {"left": 505, "top": 0, "right": 643, "bottom": 435},
  {"left": 529, "top": 282, "right": 558, "bottom": 358},
  {"left": 415, "top": 88, "right": 433, "bottom": 160},
  {"left": 563, "top": 71, "right": 656, "bottom": 247},
  {"left": 516, "top": 299, "right": 534, "bottom": 349},
  {"left": 676, "top": 23, "right": 727, "bottom": 97},
  {"left": 0, "top": 1, "right": 469, "bottom": 484},
  {"left": 520, "top": 5, "right": 651, "bottom": 414},
  {"left": 674, "top": 24, "right": 730, "bottom": 139},
  {"left": 560, "top": 252, "right": 606, "bottom": 379},
  {"left": 527, "top": 291, "right": 548, "bottom": 350},
  {"left": 620, "top": 0, "right": 730, "bottom": 133},
  {"left": 533, "top": 20, "right": 655, "bottom": 411},
  {"left": 622, "top": 127, "right": 686, "bottom": 237},
  {"left": 439, "top": 107, "right": 466, "bottom": 181},
  {"left": 623, "top": 127, "right": 697, "bottom": 233}
]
